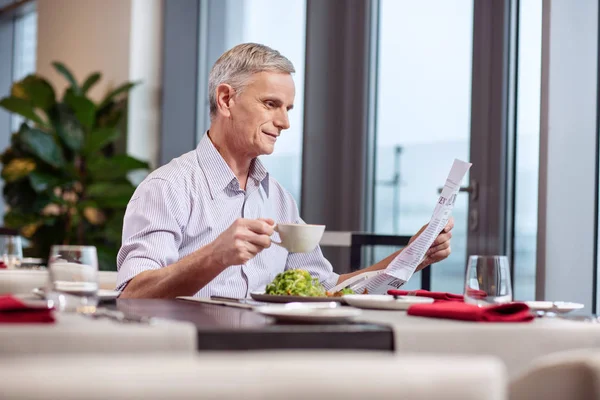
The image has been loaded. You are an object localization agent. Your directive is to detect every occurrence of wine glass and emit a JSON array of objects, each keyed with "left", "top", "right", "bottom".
[
  {"left": 464, "top": 255, "right": 512, "bottom": 306},
  {"left": 46, "top": 245, "right": 99, "bottom": 313},
  {"left": 0, "top": 235, "right": 23, "bottom": 269}
]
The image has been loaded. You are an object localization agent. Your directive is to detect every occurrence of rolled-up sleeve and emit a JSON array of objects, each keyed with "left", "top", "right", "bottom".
[{"left": 116, "top": 178, "right": 189, "bottom": 291}]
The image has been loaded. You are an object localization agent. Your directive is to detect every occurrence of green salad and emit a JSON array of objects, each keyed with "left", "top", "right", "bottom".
[{"left": 265, "top": 269, "right": 355, "bottom": 297}]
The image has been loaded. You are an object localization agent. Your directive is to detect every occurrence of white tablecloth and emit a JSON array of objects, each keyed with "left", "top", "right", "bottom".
[
  {"left": 0, "top": 312, "right": 197, "bottom": 355},
  {"left": 0, "top": 269, "right": 118, "bottom": 295},
  {"left": 358, "top": 310, "right": 600, "bottom": 378}
]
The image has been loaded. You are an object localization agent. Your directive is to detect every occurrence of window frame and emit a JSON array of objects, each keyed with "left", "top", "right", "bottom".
[{"left": 0, "top": 0, "right": 37, "bottom": 221}]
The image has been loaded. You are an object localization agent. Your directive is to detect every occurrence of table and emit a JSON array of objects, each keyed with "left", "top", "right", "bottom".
[
  {"left": 358, "top": 310, "right": 600, "bottom": 378},
  {"left": 111, "top": 299, "right": 395, "bottom": 351},
  {"left": 0, "top": 311, "right": 197, "bottom": 356}
]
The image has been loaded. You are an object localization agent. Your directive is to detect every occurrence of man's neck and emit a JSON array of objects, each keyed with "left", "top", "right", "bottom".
[{"left": 207, "top": 125, "right": 252, "bottom": 190}]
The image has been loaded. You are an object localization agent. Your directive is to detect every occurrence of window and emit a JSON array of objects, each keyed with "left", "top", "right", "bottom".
[
  {"left": 512, "top": 0, "right": 542, "bottom": 301},
  {"left": 201, "top": 0, "right": 307, "bottom": 204},
  {"left": 372, "top": 0, "right": 473, "bottom": 291},
  {"left": 11, "top": 10, "right": 37, "bottom": 131}
]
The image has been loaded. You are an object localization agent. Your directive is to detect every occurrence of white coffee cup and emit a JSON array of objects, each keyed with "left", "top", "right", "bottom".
[{"left": 271, "top": 223, "right": 326, "bottom": 253}]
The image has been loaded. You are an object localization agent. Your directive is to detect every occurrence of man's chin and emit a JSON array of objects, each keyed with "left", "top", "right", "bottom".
[
  {"left": 259, "top": 143, "right": 276, "bottom": 156},
  {"left": 260, "top": 146, "right": 275, "bottom": 156}
]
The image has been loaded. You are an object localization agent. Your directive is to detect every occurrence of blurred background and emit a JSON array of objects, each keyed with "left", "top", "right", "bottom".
[{"left": 0, "top": 0, "right": 598, "bottom": 310}]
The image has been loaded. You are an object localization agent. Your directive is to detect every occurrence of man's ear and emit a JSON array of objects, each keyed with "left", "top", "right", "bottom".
[{"left": 216, "top": 84, "right": 235, "bottom": 118}]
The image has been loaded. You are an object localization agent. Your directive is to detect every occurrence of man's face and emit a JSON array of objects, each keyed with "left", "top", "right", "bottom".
[{"left": 226, "top": 71, "right": 295, "bottom": 158}]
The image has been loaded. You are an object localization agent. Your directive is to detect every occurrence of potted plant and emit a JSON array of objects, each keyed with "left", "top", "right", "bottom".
[{"left": 0, "top": 62, "right": 149, "bottom": 270}]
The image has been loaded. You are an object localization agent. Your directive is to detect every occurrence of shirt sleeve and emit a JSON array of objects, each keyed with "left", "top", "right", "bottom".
[
  {"left": 116, "top": 178, "right": 189, "bottom": 291},
  {"left": 284, "top": 216, "right": 340, "bottom": 290}
]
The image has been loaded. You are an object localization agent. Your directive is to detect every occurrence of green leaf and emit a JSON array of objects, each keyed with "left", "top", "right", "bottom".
[
  {"left": 1, "top": 158, "right": 36, "bottom": 182},
  {"left": 87, "top": 182, "right": 135, "bottom": 208},
  {"left": 29, "top": 171, "right": 63, "bottom": 193},
  {"left": 32, "top": 193, "right": 54, "bottom": 213},
  {"left": 10, "top": 75, "right": 56, "bottom": 110},
  {"left": 99, "top": 82, "right": 139, "bottom": 109},
  {"left": 64, "top": 89, "right": 96, "bottom": 130},
  {"left": 3, "top": 210, "right": 40, "bottom": 229},
  {"left": 96, "top": 244, "right": 118, "bottom": 271},
  {"left": 83, "top": 127, "right": 119, "bottom": 155},
  {"left": 52, "top": 62, "right": 81, "bottom": 94},
  {"left": 96, "top": 99, "right": 127, "bottom": 129},
  {"left": 0, "top": 97, "right": 46, "bottom": 126},
  {"left": 3, "top": 179, "right": 38, "bottom": 211},
  {"left": 49, "top": 104, "right": 85, "bottom": 151},
  {"left": 104, "top": 211, "right": 125, "bottom": 242},
  {"left": 20, "top": 127, "right": 66, "bottom": 168},
  {"left": 87, "top": 155, "right": 149, "bottom": 181},
  {"left": 81, "top": 72, "right": 101, "bottom": 94},
  {"left": 87, "top": 182, "right": 135, "bottom": 198}
]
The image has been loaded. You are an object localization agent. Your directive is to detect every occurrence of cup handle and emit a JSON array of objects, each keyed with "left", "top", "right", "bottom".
[{"left": 270, "top": 224, "right": 282, "bottom": 245}]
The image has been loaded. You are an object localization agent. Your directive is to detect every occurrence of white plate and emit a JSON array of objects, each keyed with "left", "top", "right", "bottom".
[
  {"left": 17, "top": 298, "right": 53, "bottom": 310},
  {"left": 250, "top": 291, "right": 345, "bottom": 304},
  {"left": 32, "top": 287, "right": 120, "bottom": 301},
  {"left": 342, "top": 294, "right": 434, "bottom": 310},
  {"left": 97, "top": 289, "right": 120, "bottom": 301},
  {"left": 256, "top": 303, "right": 361, "bottom": 323},
  {"left": 525, "top": 301, "right": 585, "bottom": 314}
]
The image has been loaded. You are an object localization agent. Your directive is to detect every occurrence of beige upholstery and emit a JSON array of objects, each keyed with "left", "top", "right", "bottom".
[
  {"left": 0, "top": 269, "right": 118, "bottom": 295},
  {"left": 1, "top": 352, "right": 506, "bottom": 400},
  {"left": 510, "top": 349, "right": 600, "bottom": 400}
]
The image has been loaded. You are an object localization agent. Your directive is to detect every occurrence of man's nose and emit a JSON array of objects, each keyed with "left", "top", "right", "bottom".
[{"left": 274, "top": 109, "right": 290, "bottom": 130}]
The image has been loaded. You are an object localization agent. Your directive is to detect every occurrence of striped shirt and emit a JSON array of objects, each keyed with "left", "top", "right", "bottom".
[{"left": 116, "top": 132, "right": 339, "bottom": 298}]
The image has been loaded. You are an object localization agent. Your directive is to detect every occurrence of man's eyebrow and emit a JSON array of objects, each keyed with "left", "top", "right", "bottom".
[{"left": 263, "top": 97, "right": 294, "bottom": 110}]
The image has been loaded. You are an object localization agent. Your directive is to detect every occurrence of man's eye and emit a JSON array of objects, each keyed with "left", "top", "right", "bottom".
[{"left": 265, "top": 101, "right": 275, "bottom": 108}]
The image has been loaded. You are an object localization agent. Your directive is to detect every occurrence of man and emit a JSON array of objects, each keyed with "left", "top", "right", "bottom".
[{"left": 117, "top": 43, "right": 453, "bottom": 298}]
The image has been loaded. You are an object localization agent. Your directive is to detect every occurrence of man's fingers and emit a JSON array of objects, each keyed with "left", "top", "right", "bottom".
[
  {"left": 246, "top": 233, "right": 272, "bottom": 249},
  {"left": 245, "top": 219, "right": 275, "bottom": 235},
  {"left": 432, "top": 231, "right": 452, "bottom": 247},
  {"left": 436, "top": 245, "right": 451, "bottom": 259},
  {"left": 427, "top": 240, "right": 450, "bottom": 256},
  {"left": 444, "top": 217, "right": 455, "bottom": 232},
  {"left": 243, "top": 242, "right": 261, "bottom": 257},
  {"left": 258, "top": 218, "right": 275, "bottom": 226}
]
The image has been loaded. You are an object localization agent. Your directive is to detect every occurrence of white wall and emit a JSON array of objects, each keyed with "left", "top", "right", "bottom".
[{"left": 36, "top": 0, "right": 162, "bottom": 167}]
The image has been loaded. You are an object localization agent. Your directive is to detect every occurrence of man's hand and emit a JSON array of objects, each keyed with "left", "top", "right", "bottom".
[
  {"left": 413, "top": 217, "right": 454, "bottom": 272},
  {"left": 208, "top": 218, "right": 275, "bottom": 268}
]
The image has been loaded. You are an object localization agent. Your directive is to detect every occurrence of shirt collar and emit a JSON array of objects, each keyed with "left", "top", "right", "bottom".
[{"left": 196, "top": 132, "right": 270, "bottom": 199}]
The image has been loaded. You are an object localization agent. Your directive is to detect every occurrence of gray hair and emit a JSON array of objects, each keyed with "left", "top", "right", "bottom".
[{"left": 208, "top": 43, "right": 295, "bottom": 119}]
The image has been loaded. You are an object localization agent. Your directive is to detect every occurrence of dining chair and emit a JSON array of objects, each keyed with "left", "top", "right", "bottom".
[
  {"left": 1, "top": 352, "right": 506, "bottom": 400},
  {"left": 510, "top": 349, "right": 600, "bottom": 400},
  {"left": 320, "top": 231, "right": 431, "bottom": 290}
]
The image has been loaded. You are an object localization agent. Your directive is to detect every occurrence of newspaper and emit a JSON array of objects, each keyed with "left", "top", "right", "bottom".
[{"left": 329, "top": 159, "right": 472, "bottom": 295}]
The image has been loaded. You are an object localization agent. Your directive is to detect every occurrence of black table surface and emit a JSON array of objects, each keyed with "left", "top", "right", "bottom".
[{"left": 109, "top": 299, "right": 394, "bottom": 352}]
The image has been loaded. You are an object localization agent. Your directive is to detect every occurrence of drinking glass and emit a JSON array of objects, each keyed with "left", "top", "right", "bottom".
[
  {"left": 0, "top": 235, "right": 23, "bottom": 269},
  {"left": 464, "top": 255, "right": 512, "bottom": 306},
  {"left": 46, "top": 245, "right": 99, "bottom": 313}
]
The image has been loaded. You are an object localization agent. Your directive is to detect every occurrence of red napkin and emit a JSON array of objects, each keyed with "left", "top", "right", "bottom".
[
  {"left": 0, "top": 261, "right": 6, "bottom": 269},
  {"left": 388, "top": 289, "right": 464, "bottom": 302},
  {"left": 0, "top": 295, "right": 55, "bottom": 324},
  {"left": 407, "top": 301, "right": 534, "bottom": 323}
]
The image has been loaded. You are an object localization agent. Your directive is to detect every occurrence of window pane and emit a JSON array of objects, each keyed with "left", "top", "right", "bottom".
[
  {"left": 222, "top": 0, "right": 306, "bottom": 205},
  {"left": 11, "top": 11, "right": 37, "bottom": 131},
  {"left": 513, "top": 0, "right": 542, "bottom": 301},
  {"left": 373, "top": 0, "right": 473, "bottom": 292}
]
